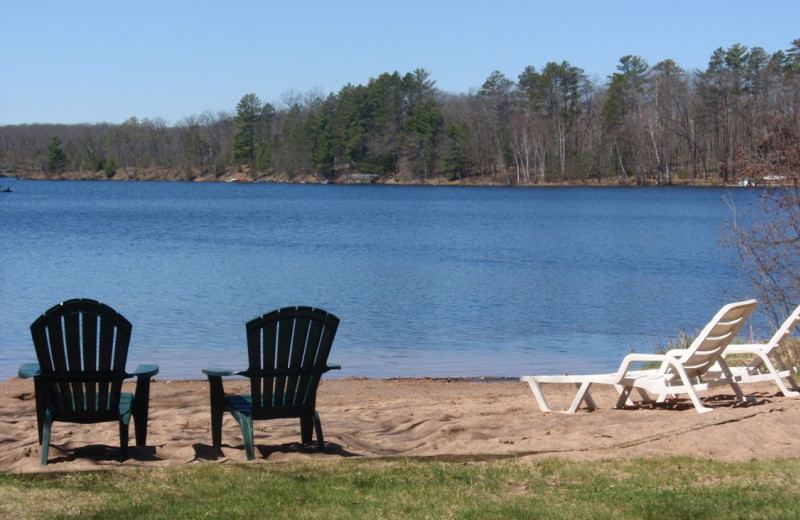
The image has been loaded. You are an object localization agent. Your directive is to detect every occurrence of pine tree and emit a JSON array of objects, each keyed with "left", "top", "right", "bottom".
[
  {"left": 46, "top": 136, "right": 67, "bottom": 173},
  {"left": 233, "top": 93, "right": 263, "bottom": 170}
]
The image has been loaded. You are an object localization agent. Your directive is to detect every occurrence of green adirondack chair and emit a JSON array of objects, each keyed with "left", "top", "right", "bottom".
[
  {"left": 203, "top": 306, "right": 340, "bottom": 460},
  {"left": 18, "top": 299, "right": 159, "bottom": 465}
]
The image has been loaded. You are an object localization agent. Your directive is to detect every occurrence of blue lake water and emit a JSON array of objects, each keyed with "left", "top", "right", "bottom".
[{"left": 0, "top": 179, "right": 762, "bottom": 381}]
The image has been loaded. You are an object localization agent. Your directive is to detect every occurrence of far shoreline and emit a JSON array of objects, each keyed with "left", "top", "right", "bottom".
[{"left": 6, "top": 169, "right": 747, "bottom": 189}]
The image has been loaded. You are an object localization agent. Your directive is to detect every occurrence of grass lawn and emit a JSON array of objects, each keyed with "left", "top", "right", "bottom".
[{"left": 2, "top": 456, "right": 799, "bottom": 519}]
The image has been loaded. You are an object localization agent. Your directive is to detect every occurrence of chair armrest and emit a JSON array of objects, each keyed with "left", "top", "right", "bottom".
[
  {"left": 18, "top": 363, "right": 41, "bottom": 379},
  {"left": 623, "top": 353, "right": 671, "bottom": 363},
  {"left": 203, "top": 370, "right": 239, "bottom": 410},
  {"left": 613, "top": 353, "right": 673, "bottom": 380},
  {"left": 618, "top": 353, "right": 672, "bottom": 368},
  {"left": 130, "top": 364, "right": 160, "bottom": 379},
  {"left": 202, "top": 368, "right": 238, "bottom": 377},
  {"left": 665, "top": 349, "right": 689, "bottom": 357},
  {"left": 327, "top": 364, "right": 341, "bottom": 371}
]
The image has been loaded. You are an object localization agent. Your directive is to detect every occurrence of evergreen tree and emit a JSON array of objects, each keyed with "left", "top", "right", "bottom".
[
  {"left": 401, "top": 69, "right": 443, "bottom": 179},
  {"left": 440, "top": 123, "right": 472, "bottom": 180},
  {"left": 309, "top": 95, "right": 337, "bottom": 175},
  {"left": 783, "top": 38, "right": 800, "bottom": 73},
  {"left": 233, "top": 93, "right": 264, "bottom": 170},
  {"left": 46, "top": 136, "right": 67, "bottom": 173},
  {"left": 603, "top": 55, "right": 650, "bottom": 183}
]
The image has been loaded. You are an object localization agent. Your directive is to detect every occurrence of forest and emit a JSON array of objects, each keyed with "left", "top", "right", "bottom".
[{"left": 1, "top": 39, "right": 799, "bottom": 186}]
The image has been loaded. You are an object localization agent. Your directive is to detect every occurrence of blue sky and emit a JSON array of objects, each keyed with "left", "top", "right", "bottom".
[{"left": 2, "top": 0, "right": 798, "bottom": 125}]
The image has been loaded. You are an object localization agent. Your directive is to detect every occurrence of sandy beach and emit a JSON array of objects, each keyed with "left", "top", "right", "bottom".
[{"left": 1, "top": 376, "right": 798, "bottom": 473}]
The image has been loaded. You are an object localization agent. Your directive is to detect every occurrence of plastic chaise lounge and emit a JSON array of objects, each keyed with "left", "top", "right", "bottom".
[
  {"left": 709, "top": 303, "right": 800, "bottom": 397},
  {"left": 18, "top": 298, "right": 159, "bottom": 465},
  {"left": 203, "top": 306, "right": 340, "bottom": 460},
  {"left": 520, "top": 299, "right": 758, "bottom": 414}
]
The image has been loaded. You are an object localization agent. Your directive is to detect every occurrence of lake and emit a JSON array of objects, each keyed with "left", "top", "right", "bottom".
[{"left": 0, "top": 179, "right": 761, "bottom": 381}]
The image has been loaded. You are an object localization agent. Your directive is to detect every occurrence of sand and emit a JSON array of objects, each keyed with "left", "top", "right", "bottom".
[{"left": 1, "top": 376, "right": 798, "bottom": 473}]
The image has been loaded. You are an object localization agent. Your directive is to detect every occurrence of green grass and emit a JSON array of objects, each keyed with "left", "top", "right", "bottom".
[{"left": 2, "top": 457, "right": 800, "bottom": 519}]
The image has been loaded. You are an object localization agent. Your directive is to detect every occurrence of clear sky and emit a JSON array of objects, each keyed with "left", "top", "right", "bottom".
[{"left": 2, "top": 0, "right": 798, "bottom": 125}]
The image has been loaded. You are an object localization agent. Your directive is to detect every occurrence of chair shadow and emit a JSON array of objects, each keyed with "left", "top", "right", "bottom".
[
  {"left": 192, "top": 441, "right": 359, "bottom": 461},
  {"left": 48, "top": 444, "right": 161, "bottom": 465},
  {"left": 706, "top": 391, "right": 773, "bottom": 407},
  {"left": 619, "top": 392, "right": 773, "bottom": 412}
]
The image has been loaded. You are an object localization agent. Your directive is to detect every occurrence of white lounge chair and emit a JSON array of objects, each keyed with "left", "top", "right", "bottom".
[
  {"left": 520, "top": 299, "right": 759, "bottom": 414},
  {"left": 712, "top": 303, "right": 800, "bottom": 397}
]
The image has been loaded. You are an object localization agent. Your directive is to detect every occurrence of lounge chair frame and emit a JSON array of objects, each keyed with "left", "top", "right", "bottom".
[
  {"left": 521, "top": 300, "right": 758, "bottom": 414},
  {"left": 713, "top": 303, "right": 800, "bottom": 397}
]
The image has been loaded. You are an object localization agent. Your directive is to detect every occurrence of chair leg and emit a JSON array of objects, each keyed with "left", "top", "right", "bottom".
[
  {"left": 133, "top": 380, "right": 152, "bottom": 446},
  {"left": 520, "top": 376, "right": 555, "bottom": 412},
  {"left": 615, "top": 386, "right": 635, "bottom": 409},
  {"left": 233, "top": 413, "right": 255, "bottom": 460},
  {"left": 40, "top": 410, "right": 53, "bottom": 466},
  {"left": 300, "top": 415, "right": 314, "bottom": 445},
  {"left": 685, "top": 386, "right": 715, "bottom": 413},
  {"left": 300, "top": 413, "right": 325, "bottom": 450},
  {"left": 119, "top": 420, "right": 130, "bottom": 461},
  {"left": 775, "top": 373, "right": 800, "bottom": 397},
  {"left": 765, "top": 362, "right": 800, "bottom": 397},
  {"left": 613, "top": 384, "right": 640, "bottom": 407},
  {"left": 207, "top": 376, "right": 225, "bottom": 448},
  {"left": 210, "top": 407, "right": 224, "bottom": 449},
  {"left": 34, "top": 379, "right": 48, "bottom": 444},
  {"left": 521, "top": 377, "right": 596, "bottom": 413},
  {"left": 567, "top": 382, "right": 596, "bottom": 413},
  {"left": 715, "top": 358, "right": 754, "bottom": 405},
  {"left": 313, "top": 411, "right": 325, "bottom": 451}
]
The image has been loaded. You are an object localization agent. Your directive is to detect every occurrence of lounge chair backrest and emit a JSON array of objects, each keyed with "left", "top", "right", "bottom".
[
  {"left": 747, "top": 303, "right": 800, "bottom": 369},
  {"left": 243, "top": 306, "right": 339, "bottom": 416},
  {"left": 676, "top": 299, "right": 758, "bottom": 378},
  {"left": 29, "top": 298, "right": 132, "bottom": 418}
]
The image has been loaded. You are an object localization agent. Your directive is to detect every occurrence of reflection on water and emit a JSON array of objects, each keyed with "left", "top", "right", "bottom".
[{"left": 0, "top": 180, "right": 760, "bottom": 380}]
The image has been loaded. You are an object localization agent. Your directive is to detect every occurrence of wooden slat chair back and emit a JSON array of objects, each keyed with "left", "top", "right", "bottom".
[
  {"left": 244, "top": 306, "right": 339, "bottom": 418},
  {"left": 30, "top": 299, "right": 132, "bottom": 424},
  {"left": 204, "top": 306, "right": 340, "bottom": 460},
  {"left": 19, "top": 298, "right": 159, "bottom": 465}
]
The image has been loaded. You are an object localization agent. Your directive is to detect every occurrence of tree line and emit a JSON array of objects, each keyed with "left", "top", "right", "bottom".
[{"left": 2, "top": 39, "right": 799, "bottom": 185}]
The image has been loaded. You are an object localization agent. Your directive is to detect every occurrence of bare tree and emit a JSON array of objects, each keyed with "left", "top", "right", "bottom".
[{"left": 725, "top": 111, "right": 800, "bottom": 323}]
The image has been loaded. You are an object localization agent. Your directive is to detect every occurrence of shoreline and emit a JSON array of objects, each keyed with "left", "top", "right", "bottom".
[{"left": 6, "top": 170, "right": 734, "bottom": 188}]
